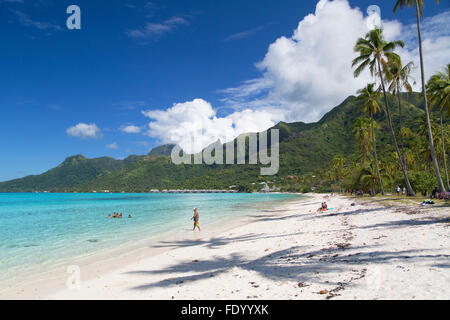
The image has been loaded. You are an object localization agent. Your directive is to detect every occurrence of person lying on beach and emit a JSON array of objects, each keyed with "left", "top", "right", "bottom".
[
  {"left": 191, "top": 208, "right": 200, "bottom": 231},
  {"left": 317, "top": 202, "right": 328, "bottom": 212},
  {"left": 418, "top": 199, "right": 434, "bottom": 206}
]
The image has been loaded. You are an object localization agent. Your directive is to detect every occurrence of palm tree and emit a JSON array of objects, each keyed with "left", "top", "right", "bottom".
[
  {"left": 355, "top": 83, "right": 385, "bottom": 195},
  {"left": 401, "top": 127, "right": 413, "bottom": 142},
  {"left": 359, "top": 160, "right": 388, "bottom": 196},
  {"left": 331, "top": 155, "right": 345, "bottom": 192},
  {"left": 417, "top": 114, "right": 441, "bottom": 173},
  {"left": 383, "top": 160, "right": 398, "bottom": 188},
  {"left": 427, "top": 63, "right": 450, "bottom": 190},
  {"left": 352, "top": 117, "right": 373, "bottom": 163},
  {"left": 386, "top": 59, "right": 415, "bottom": 169},
  {"left": 393, "top": 0, "right": 445, "bottom": 192},
  {"left": 391, "top": 148, "right": 416, "bottom": 173},
  {"left": 352, "top": 27, "right": 416, "bottom": 196}
]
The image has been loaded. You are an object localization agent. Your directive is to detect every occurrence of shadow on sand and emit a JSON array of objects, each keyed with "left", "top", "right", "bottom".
[
  {"left": 124, "top": 199, "right": 449, "bottom": 291},
  {"left": 126, "top": 242, "right": 449, "bottom": 291}
]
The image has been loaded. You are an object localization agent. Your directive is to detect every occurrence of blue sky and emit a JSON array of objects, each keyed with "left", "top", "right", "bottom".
[{"left": 0, "top": 0, "right": 448, "bottom": 181}]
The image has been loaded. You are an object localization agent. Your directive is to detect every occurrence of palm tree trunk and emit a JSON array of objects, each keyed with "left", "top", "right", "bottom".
[
  {"left": 371, "top": 112, "right": 384, "bottom": 195},
  {"left": 397, "top": 84, "right": 407, "bottom": 170},
  {"left": 440, "top": 114, "right": 450, "bottom": 190},
  {"left": 377, "top": 58, "right": 416, "bottom": 196},
  {"left": 414, "top": 0, "right": 446, "bottom": 192}
]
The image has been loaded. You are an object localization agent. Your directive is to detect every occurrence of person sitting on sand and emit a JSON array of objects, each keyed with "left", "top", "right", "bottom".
[
  {"left": 317, "top": 202, "right": 328, "bottom": 212},
  {"left": 108, "top": 214, "right": 111, "bottom": 218},
  {"left": 191, "top": 208, "right": 200, "bottom": 231},
  {"left": 119, "top": 213, "right": 122, "bottom": 218},
  {"left": 128, "top": 214, "right": 132, "bottom": 218}
]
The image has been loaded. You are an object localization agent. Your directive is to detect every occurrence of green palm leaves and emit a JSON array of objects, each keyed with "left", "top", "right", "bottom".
[
  {"left": 427, "top": 64, "right": 450, "bottom": 116},
  {"left": 352, "top": 117, "right": 375, "bottom": 163},
  {"left": 352, "top": 27, "right": 414, "bottom": 195},
  {"left": 386, "top": 59, "right": 415, "bottom": 170},
  {"left": 356, "top": 83, "right": 382, "bottom": 116},
  {"left": 352, "top": 27, "right": 404, "bottom": 79},
  {"left": 427, "top": 64, "right": 450, "bottom": 190},
  {"left": 393, "top": 0, "right": 439, "bottom": 18},
  {"left": 354, "top": 83, "right": 385, "bottom": 194},
  {"left": 393, "top": 0, "right": 446, "bottom": 192}
]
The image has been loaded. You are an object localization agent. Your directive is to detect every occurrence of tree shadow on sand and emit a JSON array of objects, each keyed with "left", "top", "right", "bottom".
[
  {"left": 125, "top": 242, "right": 449, "bottom": 291},
  {"left": 152, "top": 231, "right": 305, "bottom": 250},
  {"left": 358, "top": 216, "right": 450, "bottom": 230},
  {"left": 307, "top": 207, "right": 388, "bottom": 219}
]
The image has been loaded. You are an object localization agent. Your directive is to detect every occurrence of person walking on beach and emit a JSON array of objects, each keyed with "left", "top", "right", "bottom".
[{"left": 191, "top": 208, "right": 200, "bottom": 231}]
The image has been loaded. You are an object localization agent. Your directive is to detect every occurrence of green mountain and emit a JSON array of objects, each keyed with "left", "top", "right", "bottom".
[
  {"left": 0, "top": 93, "right": 431, "bottom": 192},
  {"left": 0, "top": 155, "right": 130, "bottom": 192},
  {"left": 148, "top": 144, "right": 176, "bottom": 156}
]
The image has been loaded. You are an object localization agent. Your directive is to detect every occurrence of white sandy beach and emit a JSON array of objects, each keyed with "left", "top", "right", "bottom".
[{"left": 6, "top": 193, "right": 450, "bottom": 300}]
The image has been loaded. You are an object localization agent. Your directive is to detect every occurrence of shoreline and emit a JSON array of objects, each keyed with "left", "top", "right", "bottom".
[
  {"left": 2, "top": 193, "right": 449, "bottom": 299},
  {"left": 0, "top": 194, "right": 302, "bottom": 299}
]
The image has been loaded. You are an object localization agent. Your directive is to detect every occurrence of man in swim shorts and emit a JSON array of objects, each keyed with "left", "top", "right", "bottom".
[{"left": 191, "top": 208, "right": 200, "bottom": 231}]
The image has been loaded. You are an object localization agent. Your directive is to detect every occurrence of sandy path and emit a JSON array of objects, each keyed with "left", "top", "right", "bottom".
[{"left": 40, "top": 193, "right": 450, "bottom": 299}]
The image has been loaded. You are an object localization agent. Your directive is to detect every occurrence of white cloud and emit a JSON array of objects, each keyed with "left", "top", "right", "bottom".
[
  {"left": 121, "top": 125, "right": 142, "bottom": 134},
  {"left": 10, "top": 9, "right": 62, "bottom": 32},
  {"left": 141, "top": 0, "right": 450, "bottom": 153},
  {"left": 142, "top": 99, "right": 281, "bottom": 153},
  {"left": 223, "top": 26, "right": 265, "bottom": 42},
  {"left": 126, "top": 16, "right": 188, "bottom": 43},
  {"left": 106, "top": 142, "right": 119, "bottom": 149},
  {"left": 66, "top": 123, "right": 102, "bottom": 139},
  {"left": 391, "top": 10, "right": 450, "bottom": 84},
  {"left": 220, "top": 0, "right": 450, "bottom": 122}
]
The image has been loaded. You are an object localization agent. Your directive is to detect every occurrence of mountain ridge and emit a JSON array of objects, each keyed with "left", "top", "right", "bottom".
[{"left": 0, "top": 93, "right": 430, "bottom": 192}]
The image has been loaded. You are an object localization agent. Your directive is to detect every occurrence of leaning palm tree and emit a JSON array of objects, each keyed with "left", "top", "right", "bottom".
[
  {"left": 426, "top": 63, "right": 450, "bottom": 190},
  {"left": 352, "top": 27, "right": 416, "bottom": 196},
  {"left": 355, "top": 83, "right": 385, "bottom": 195},
  {"left": 393, "top": 0, "right": 446, "bottom": 192},
  {"left": 386, "top": 59, "right": 415, "bottom": 170}
]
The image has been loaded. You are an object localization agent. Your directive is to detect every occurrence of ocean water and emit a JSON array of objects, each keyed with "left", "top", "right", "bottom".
[{"left": 0, "top": 192, "right": 299, "bottom": 286}]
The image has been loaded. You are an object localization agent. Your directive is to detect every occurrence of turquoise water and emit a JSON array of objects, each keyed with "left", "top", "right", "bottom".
[{"left": 0, "top": 192, "right": 299, "bottom": 285}]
